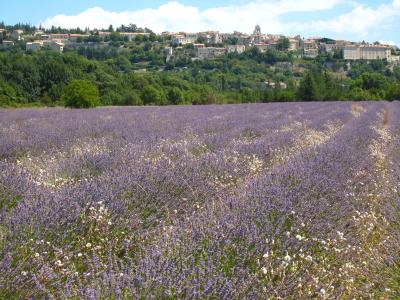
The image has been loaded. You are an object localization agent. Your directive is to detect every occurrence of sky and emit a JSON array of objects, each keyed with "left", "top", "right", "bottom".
[{"left": 1, "top": 0, "right": 400, "bottom": 45}]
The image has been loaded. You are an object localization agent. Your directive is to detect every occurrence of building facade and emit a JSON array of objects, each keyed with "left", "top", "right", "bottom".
[
  {"left": 344, "top": 45, "right": 391, "bottom": 60},
  {"left": 26, "top": 42, "right": 43, "bottom": 51},
  {"left": 197, "top": 47, "right": 226, "bottom": 59},
  {"left": 227, "top": 45, "right": 246, "bottom": 54},
  {"left": 11, "top": 30, "right": 23, "bottom": 40},
  {"left": 171, "top": 34, "right": 196, "bottom": 45}
]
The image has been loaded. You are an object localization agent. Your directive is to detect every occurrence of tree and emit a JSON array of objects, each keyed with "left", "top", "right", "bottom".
[
  {"left": 196, "top": 36, "right": 207, "bottom": 44},
  {"left": 123, "top": 93, "right": 143, "bottom": 106},
  {"left": 357, "top": 72, "right": 387, "bottom": 90},
  {"left": 386, "top": 83, "right": 400, "bottom": 100},
  {"left": 297, "top": 72, "right": 319, "bottom": 101},
  {"left": 62, "top": 80, "right": 100, "bottom": 108},
  {"left": 277, "top": 37, "right": 290, "bottom": 51},
  {"left": 167, "top": 87, "right": 184, "bottom": 104},
  {"left": 346, "top": 87, "right": 372, "bottom": 101},
  {"left": 141, "top": 85, "right": 167, "bottom": 105}
]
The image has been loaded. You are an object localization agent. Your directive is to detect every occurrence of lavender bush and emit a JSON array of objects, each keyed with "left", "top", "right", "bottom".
[{"left": 0, "top": 102, "right": 399, "bottom": 299}]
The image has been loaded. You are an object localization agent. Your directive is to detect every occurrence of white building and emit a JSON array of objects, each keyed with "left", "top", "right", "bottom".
[
  {"left": 254, "top": 44, "right": 269, "bottom": 52},
  {"left": 197, "top": 47, "right": 226, "bottom": 59},
  {"left": 98, "top": 32, "right": 112, "bottom": 37},
  {"left": 304, "top": 48, "right": 319, "bottom": 58},
  {"left": 11, "top": 30, "right": 24, "bottom": 40},
  {"left": 288, "top": 37, "right": 301, "bottom": 51},
  {"left": 303, "top": 40, "right": 319, "bottom": 58},
  {"left": 26, "top": 41, "right": 43, "bottom": 51},
  {"left": 344, "top": 45, "right": 391, "bottom": 60},
  {"left": 171, "top": 34, "right": 196, "bottom": 45},
  {"left": 211, "top": 32, "right": 222, "bottom": 44},
  {"left": 34, "top": 30, "right": 44, "bottom": 36},
  {"left": 227, "top": 45, "right": 246, "bottom": 54},
  {"left": 2, "top": 40, "right": 14, "bottom": 47},
  {"left": 49, "top": 33, "right": 69, "bottom": 41},
  {"left": 48, "top": 41, "right": 64, "bottom": 53},
  {"left": 26, "top": 41, "right": 64, "bottom": 53},
  {"left": 343, "top": 45, "right": 360, "bottom": 60}
]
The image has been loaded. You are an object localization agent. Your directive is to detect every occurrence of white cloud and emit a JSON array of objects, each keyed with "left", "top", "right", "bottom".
[
  {"left": 379, "top": 40, "right": 396, "bottom": 46},
  {"left": 39, "top": 0, "right": 399, "bottom": 45},
  {"left": 290, "top": 0, "right": 400, "bottom": 37},
  {"left": 40, "top": 0, "right": 346, "bottom": 33}
]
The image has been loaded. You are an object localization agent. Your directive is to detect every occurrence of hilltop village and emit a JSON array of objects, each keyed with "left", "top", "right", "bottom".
[
  {"left": 1, "top": 25, "right": 399, "bottom": 62},
  {"left": 1, "top": 23, "right": 400, "bottom": 107}
]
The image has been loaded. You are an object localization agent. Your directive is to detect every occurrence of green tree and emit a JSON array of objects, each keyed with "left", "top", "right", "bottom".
[
  {"left": 277, "top": 37, "right": 290, "bottom": 51},
  {"left": 167, "top": 87, "right": 184, "bottom": 104},
  {"left": 123, "top": 93, "right": 143, "bottom": 106},
  {"left": 358, "top": 72, "right": 387, "bottom": 90},
  {"left": 141, "top": 85, "right": 167, "bottom": 105},
  {"left": 62, "top": 80, "right": 100, "bottom": 108},
  {"left": 386, "top": 83, "right": 400, "bottom": 100},
  {"left": 297, "top": 72, "right": 319, "bottom": 101},
  {"left": 346, "top": 87, "right": 372, "bottom": 101}
]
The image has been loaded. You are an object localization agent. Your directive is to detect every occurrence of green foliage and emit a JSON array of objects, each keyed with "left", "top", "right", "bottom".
[
  {"left": 122, "top": 92, "right": 143, "bottom": 106},
  {"left": 167, "top": 87, "right": 184, "bottom": 105},
  {"left": 356, "top": 72, "right": 387, "bottom": 90},
  {"left": 297, "top": 72, "right": 320, "bottom": 101},
  {"left": 141, "top": 85, "right": 167, "bottom": 105},
  {"left": 0, "top": 38, "right": 398, "bottom": 107},
  {"left": 62, "top": 80, "right": 100, "bottom": 108},
  {"left": 277, "top": 37, "right": 290, "bottom": 51},
  {"left": 386, "top": 83, "right": 400, "bottom": 100},
  {"left": 346, "top": 87, "right": 373, "bottom": 101}
]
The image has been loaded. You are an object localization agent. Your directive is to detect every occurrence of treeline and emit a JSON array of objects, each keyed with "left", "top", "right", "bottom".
[
  {"left": 0, "top": 46, "right": 399, "bottom": 107},
  {"left": 0, "top": 22, "right": 152, "bottom": 35}
]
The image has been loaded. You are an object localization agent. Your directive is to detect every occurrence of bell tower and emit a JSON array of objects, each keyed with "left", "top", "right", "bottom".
[{"left": 253, "top": 25, "right": 261, "bottom": 35}]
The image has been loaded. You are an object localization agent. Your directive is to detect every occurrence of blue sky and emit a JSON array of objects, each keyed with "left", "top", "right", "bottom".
[{"left": 2, "top": 0, "right": 400, "bottom": 45}]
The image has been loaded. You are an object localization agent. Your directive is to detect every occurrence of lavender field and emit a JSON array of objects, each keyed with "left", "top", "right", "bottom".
[{"left": 1, "top": 102, "right": 400, "bottom": 299}]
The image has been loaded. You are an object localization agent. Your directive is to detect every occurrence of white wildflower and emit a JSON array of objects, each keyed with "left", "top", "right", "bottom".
[
  {"left": 284, "top": 253, "right": 291, "bottom": 262},
  {"left": 296, "top": 234, "right": 304, "bottom": 241}
]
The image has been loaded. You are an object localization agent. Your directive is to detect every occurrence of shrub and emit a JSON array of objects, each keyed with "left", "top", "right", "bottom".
[
  {"left": 62, "top": 80, "right": 100, "bottom": 108},
  {"left": 141, "top": 85, "right": 167, "bottom": 105}
]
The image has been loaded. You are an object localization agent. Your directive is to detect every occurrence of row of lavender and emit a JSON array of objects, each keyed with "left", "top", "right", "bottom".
[{"left": 0, "top": 102, "right": 399, "bottom": 298}]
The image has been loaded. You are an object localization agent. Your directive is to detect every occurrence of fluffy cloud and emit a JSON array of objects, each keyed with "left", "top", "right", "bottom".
[
  {"left": 379, "top": 40, "right": 396, "bottom": 46},
  {"left": 40, "top": 0, "right": 346, "bottom": 33},
  {"left": 290, "top": 0, "right": 400, "bottom": 36},
  {"left": 40, "top": 0, "right": 399, "bottom": 45}
]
